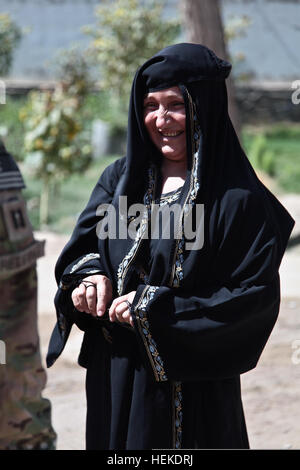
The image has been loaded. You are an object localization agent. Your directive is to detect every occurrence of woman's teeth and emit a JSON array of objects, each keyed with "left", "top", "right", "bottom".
[{"left": 161, "top": 131, "right": 181, "bottom": 137}]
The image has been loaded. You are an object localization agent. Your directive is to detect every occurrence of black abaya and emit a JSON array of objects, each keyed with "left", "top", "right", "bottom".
[{"left": 47, "top": 43, "right": 294, "bottom": 449}]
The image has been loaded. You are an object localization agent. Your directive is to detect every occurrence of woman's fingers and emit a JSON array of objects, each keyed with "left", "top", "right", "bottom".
[
  {"left": 109, "top": 295, "right": 127, "bottom": 322},
  {"left": 121, "top": 310, "right": 134, "bottom": 327},
  {"left": 71, "top": 274, "right": 113, "bottom": 317},
  {"left": 71, "top": 283, "right": 89, "bottom": 313},
  {"left": 115, "top": 303, "right": 132, "bottom": 326},
  {"left": 71, "top": 276, "right": 135, "bottom": 327},
  {"left": 109, "top": 293, "right": 135, "bottom": 326},
  {"left": 115, "top": 301, "right": 129, "bottom": 321},
  {"left": 85, "top": 284, "right": 97, "bottom": 315},
  {"left": 96, "top": 276, "right": 112, "bottom": 317}
]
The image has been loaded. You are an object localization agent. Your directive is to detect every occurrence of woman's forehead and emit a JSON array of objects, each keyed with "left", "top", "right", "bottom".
[{"left": 143, "top": 86, "right": 183, "bottom": 100}]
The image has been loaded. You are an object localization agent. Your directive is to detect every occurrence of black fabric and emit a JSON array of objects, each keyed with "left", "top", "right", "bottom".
[
  {"left": 0, "top": 140, "right": 26, "bottom": 190},
  {"left": 141, "top": 43, "right": 231, "bottom": 91},
  {"left": 47, "top": 43, "right": 294, "bottom": 449}
]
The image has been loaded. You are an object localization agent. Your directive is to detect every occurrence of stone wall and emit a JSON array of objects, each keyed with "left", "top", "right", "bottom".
[
  {"left": 236, "top": 82, "right": 300, "bottom": 124},
  {"left": 5, "top": 79, "right": 299, "bottom": 124}
]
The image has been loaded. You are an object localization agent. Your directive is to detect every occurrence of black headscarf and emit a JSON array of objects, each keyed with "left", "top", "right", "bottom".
[{"left": 48, "top": 43, "right": 294, "bottom": 377}]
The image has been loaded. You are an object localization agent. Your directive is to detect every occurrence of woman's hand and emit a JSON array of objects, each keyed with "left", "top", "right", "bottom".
[
  {"left": 71, "top": 274, "right": 112, "bottom": 317},
  {"left": 108, "top": 291, "right": 136, "bottom": 327}
]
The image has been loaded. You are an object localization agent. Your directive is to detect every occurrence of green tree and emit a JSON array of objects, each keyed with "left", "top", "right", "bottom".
[
  {"left": 0, "top": 13, "right": 22, "bottom": 76},
  {"left": 84, "top": 0, "right": 180, "bottom": 120},
  {"left": 20, "top": 49, "right": 93, "bottom": 226},
  {"left": 53, "top": 45, "right": 94, "bottom": 103}
]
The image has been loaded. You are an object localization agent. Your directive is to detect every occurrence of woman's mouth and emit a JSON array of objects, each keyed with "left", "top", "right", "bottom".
[{"left": 160, "top": 131, "right": 183, "bottom": 137}]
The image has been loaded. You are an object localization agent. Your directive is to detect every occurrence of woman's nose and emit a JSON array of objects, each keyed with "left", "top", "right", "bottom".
[{"left": 155, "top": 106, "right": 170, "bottom": 127}]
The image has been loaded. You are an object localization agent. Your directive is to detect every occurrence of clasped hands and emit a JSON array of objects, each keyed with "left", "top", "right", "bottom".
[{"left": 71, "top": 274, "right": 135, "bottom": 327}]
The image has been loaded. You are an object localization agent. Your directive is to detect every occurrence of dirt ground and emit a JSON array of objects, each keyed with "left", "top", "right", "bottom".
[{"left": 35, "top": 193, "right": 300, "bottom": 450}]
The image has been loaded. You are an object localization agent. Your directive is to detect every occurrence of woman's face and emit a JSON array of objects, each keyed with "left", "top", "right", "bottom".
[{"left": 143, "top": 86, "right": 186, "bottom": 164}]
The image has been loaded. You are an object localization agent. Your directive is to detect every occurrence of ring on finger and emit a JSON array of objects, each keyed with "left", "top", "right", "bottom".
[{"left": 81, "top": 281, "right": 97, "bottom": 289}]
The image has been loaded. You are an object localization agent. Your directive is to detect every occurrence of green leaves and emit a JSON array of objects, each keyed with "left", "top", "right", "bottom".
[
  {"left": 84, "top": 0, "right": 180, "bottom": 112},
  {"left": 0, "top": 13, "right": 22, "bottom": 76},
  {"left": 19, "top": 52, "right": 93, "bottom": 225},
  {"left": 20, "top": 88, "right": 91, "bottom": 180}
]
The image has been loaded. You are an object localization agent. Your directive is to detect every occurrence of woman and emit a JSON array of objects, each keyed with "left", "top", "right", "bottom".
[{"left": 47, "top": 43, "right": 294, "bottom": 449}]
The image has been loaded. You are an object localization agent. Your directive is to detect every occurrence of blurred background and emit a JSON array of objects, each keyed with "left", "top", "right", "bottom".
[{"left": 0, "top": 0, "right": 299, "bottom": 450}]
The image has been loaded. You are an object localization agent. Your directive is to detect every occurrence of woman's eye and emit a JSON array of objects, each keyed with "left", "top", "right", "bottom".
[
  {"left": 144, "top": 102, "right": 157, "bottom": 109},
  {"left": 171, "top": 102, "right": 185, "bottom": 107},
  {"left": 143, "top": 101, "right": 184, "bottom": 112}
]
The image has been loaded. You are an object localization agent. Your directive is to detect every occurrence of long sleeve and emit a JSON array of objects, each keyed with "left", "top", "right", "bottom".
[
  {"left": 130, "top": 190, "right": 286, "bottom": 382},
  {"left": 55, "top": 156, "right": 126, "bottom": 284},
  {"left": 131, "top": 278, "right": 280, "bottom": 382},
  {"left": 47, "top": 157, "right": 126, "bottom": 367}
]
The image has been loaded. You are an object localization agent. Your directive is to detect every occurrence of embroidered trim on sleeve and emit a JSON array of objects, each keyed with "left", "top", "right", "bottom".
[{"left": 70, "top": 253, "right": 100, "bottom": 274}]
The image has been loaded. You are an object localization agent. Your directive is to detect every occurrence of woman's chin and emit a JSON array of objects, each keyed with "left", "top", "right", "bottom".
[{"left": 161, "top": 150, "right": 186, "bottom": 163}]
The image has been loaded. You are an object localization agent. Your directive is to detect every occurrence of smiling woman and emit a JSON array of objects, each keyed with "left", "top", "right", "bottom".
[
  {"left": 47, "top": 43, "right": 294, "bottom": 450},
  {"left": 143, "top": 86, "right": 187, "bottom": 193}
]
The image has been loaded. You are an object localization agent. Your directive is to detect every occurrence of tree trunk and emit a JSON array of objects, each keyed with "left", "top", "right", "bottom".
[
  {"left": 39, "top": 178, "right": 50, "bottom": 227},
  {"left": 180, "top": 0, "right": 241, "bottom": 137}
]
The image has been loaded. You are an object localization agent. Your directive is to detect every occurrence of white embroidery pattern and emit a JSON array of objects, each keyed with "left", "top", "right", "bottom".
[{"left": 70, "top": 253, "right": 100, "bottom": 274}]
